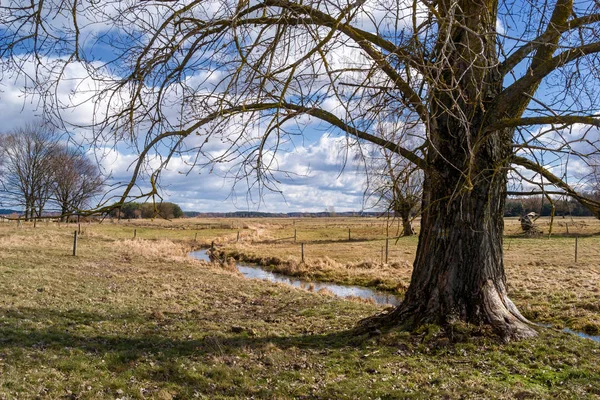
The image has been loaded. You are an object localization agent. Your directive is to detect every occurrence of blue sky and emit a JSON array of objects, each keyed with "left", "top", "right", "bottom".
[{"left": 1, "top": 0, "right": 598, "bottom": 213}]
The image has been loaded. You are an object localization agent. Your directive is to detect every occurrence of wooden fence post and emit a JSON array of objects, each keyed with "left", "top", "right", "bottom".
[
  {"left": 237, "top": 231, "right": 240, "bottom": 242},
  {"left": 73, "top": 231, "right": 78, "bottom": 256},
  {"left": 385, "top": 238, "right": 389, "bottom": 263},
  {"left": 134, "top": 229, "right": 137, "bottom": 239},
  {"left": 348, "top": 228, "right": 351, "bottom": 241},
  {"left": 301, "top": 243, "right": 305, "bottom": 263},
  {"left": 294, "top": 229, "right": 297, "bottom": 242}
]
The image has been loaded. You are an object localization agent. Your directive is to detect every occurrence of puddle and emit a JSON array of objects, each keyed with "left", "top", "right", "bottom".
[
  {"left": 189, "top": 250, "right": 400, "bottom": 306},
  {"left": 189, "top": 250, "right": 212, "bottom": 262}
]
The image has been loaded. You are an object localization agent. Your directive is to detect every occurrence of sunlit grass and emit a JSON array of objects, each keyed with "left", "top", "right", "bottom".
[{"left": 0, "top": 218, "right": 599, "bottom": 398}]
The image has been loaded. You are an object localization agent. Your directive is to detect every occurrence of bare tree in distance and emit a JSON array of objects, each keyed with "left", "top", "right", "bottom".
[
  {"left": 589, "top": 156, "right": 600, "bottom": 200},
  {"left": 366, "top": 148, "right": 422, "bottom": 236},
  {"left": 50, "top": 147, "right": 104, "bottom": 222},
  {"left": 4, "top": 0, "right": 600, "bottom": 340},
  {"left": 0, "top": 124, "right": 58, "bottom": 220}
]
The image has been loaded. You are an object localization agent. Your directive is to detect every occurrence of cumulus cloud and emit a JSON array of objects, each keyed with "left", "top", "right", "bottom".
[{"left": 99, "top": 134, "right": 370, "bottom": 212}]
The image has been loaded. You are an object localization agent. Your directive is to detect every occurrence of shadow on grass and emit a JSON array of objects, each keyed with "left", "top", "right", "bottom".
[
  {"left": 0, "top": 306, "right": 368, "bottom": 358},
  {"left": 0, "top": 306, "right": 375, "bottom": 396}
]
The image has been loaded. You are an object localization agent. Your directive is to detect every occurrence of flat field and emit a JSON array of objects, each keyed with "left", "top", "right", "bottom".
[{"left": 0, "top": 216, "right": 598, "bottom": 399}]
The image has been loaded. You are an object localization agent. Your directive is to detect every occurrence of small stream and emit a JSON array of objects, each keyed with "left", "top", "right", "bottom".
[
  {"left": 189, "top": 249, "right": 400, "bottom": 306},
  {"left": 537, "top": 324, "right": 600, "bottom": 343},
  {"left": 189, "top": 249, "right": 600, "bottom": 342}
]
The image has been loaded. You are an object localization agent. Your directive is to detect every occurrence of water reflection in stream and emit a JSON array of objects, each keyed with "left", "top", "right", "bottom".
[{"left": 189, "top": 250, "right": 400, "bottom": 306}]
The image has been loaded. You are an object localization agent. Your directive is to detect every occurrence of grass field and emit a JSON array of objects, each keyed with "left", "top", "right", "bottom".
[{"left": 0, "top": 217, "right": 599, "bottom": 399}]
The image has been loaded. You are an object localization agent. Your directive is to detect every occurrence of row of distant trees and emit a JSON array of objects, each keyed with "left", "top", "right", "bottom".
[
  {"left": 0, "top": 124, "right": 104, "bottom": 221},
  {"left": 110, "top": 202, "right": 184, "bottom": 220},
  {"left": 504, "top": 193, "right": 600, "bottom": 218}
]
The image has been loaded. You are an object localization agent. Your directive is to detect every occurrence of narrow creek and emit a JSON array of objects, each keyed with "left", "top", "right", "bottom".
[
  {"left": 189, "top": 249, "right": 400, "bottom": 306},
  {"left": 189, "top": 250, "right": 600, "bottom": 342}
]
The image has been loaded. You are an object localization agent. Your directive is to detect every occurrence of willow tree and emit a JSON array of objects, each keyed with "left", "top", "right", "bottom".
[{"left": 3, "top": 0, "right": 600, "bottom": 340}]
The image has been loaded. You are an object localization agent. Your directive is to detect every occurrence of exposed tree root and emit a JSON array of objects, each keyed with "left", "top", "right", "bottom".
[{"left": 357, "top": 281, "right": 538, "bottom": 342}]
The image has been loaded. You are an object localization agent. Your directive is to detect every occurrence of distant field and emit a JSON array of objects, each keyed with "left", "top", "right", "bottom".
[{"left": 0, "top": 217, "right": 599, "bottom": 398}]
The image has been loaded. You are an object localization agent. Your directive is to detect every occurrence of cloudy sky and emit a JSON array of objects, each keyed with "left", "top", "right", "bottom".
[
  {"left": 0, "top": 0, "right": 412, "bottom": 214},
  {"left": 0, "top": 69, "right": 374, "bottom": 213},
  {"left": 2, "top": 0, "right": 597, "bottom": 213}
]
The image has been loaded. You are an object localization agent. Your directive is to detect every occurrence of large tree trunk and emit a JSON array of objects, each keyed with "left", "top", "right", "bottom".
[
  {"left": 399, "top": 203, "right": 414, "bottom": 237},
  {"left": 362, "top": 0, "right": 537, "bottom": 341},
  {"left": 366, "top": 129, "right": 537, "bottom": 340},
  {"left": 60, "top": 204, "right": 68, "bottom": 222}
]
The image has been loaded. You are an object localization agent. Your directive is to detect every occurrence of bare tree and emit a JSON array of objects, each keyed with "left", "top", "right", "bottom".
[
  {"left": 0, "top": 124, "right": 58, "bottom": 220},
  {"left": 367, "top": 148, "right": 422, "bottom": 236},
  {"left": 3, "top": 0, "right": 600, "bottom": 340},
  {"left": 50, "top": 147, "right": 104, "bottom": 221}
]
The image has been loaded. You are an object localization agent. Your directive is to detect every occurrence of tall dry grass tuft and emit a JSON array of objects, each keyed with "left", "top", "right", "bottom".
[
  {"left": 117, "top": 239, "right": 189, "bottom": 262},
  {"left": 0, "top": 228, "right": 69, "bottom": 251}
]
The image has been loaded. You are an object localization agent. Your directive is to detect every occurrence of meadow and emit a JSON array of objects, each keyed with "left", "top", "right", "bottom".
[{"left": 0, "top": 216, "right": 598, "bottom": 399}]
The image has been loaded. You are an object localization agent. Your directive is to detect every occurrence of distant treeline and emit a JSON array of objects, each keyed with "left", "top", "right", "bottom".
[
  {"left": 184, "top": 195, "right": 600, "bottom": 219},
  {"left": 183, "top": 211, "right": 381, "bottom": 218},
  {"left": 505, "top": 195, "right": 599, "bottom": 217},
  {"left": 0, "top": 209, "right": 20, "bottom": 215},
  {"left": 111, "top": 202, "right": 184, "bottom": 219}
]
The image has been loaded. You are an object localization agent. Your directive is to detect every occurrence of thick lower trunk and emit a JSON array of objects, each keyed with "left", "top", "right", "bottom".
[
  {"left": 60, "top": 205, "right": 69, "bottom": 222},
  {"left": 363, "top": 128, "right": 537, "bottom": 341}
]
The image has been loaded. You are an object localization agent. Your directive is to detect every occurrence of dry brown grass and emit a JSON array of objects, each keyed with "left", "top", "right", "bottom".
[
  {"left": 1, "top": 220, "right": 600, "bottom": 398},
  {"left": 3, "top": 216, "right": 599, "bottom": 332}
]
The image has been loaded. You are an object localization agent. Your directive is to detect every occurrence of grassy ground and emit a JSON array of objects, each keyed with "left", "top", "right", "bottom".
[{"left": 0, "top": 218, "right": 599, "bottom": 399}]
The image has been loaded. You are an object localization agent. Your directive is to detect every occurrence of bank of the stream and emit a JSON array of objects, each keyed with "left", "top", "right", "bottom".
[
  {"left": 210, "top": 247, "right": 411, "bottom": 294},
  {"left": 196, "top": 249, "right": 600, "bottom": 343},
  {"left": 190, "top": 249, "right": 401, "bottom": 305}
]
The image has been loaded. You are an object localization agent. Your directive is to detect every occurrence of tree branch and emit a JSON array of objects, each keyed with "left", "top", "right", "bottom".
[
  {"left": 495, "top": 40, "right": 600, "bottom": 118},
  {"left": 118, "top": 101, "right": 427, "bottom": 202},
  {"left": 511, "top": 155, "right": 600, "bottom": 217},
  {"left": 260, "top": 0, "right": 429, "bottom": 122},
  {"left": 489, "top": 115, "right": 600, "bottom": 130},
  {"left": 500, "top": 12, "right": 600, "bottom": 76}
]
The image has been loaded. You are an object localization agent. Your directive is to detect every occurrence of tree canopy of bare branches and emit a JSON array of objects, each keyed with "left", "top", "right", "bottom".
[
  {"left": 2, "top": 0, "right": 600, "bottom": 340},
  {"left": 0, "top": 124, "right": 104, "bottom": 220},
  {"left": 0, "top": 124, "right": 58, "bottom": 220},
  {"left": 50, "top": 146, "right": 104, "bottom": 221},
  {"left": 365, "top": 147, "right": 422, "bottom": 236}
]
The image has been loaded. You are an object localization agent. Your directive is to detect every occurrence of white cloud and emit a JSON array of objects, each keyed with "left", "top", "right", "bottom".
[{"left": 96, "top": 134, "right": 370, "bottom": 212}]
